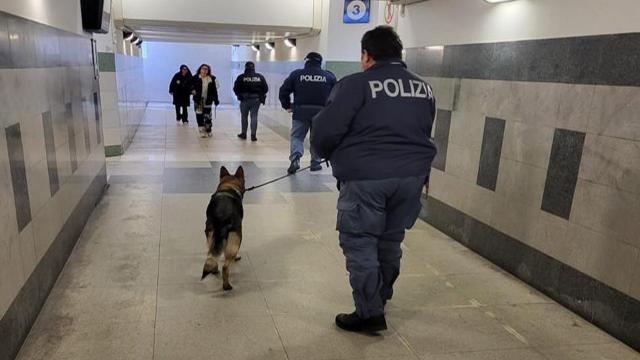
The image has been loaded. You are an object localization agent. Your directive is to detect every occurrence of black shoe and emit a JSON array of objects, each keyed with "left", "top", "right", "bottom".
[
  {"left": 310, "top": 163, "right": 323, "bottom": 172},
  {"left": 287, "top": 159, "right": 300, "bottom": 174},
  {"left": 335, "top": 312, "right": 387, "bottom": 333},
  {"left": 237, "top": 133, "right": 247, "bottom": 140},
  {"left": 251, "top": 135, "right": 257, "bottom": 142}
]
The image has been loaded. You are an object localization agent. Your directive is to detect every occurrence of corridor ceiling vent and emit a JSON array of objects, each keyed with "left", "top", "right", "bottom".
[
  {"left": 284, "top": 38, "right": 297, "bottom": 48},
  {"left": 251, "top": 44, "right": 260, "bottom": 52},
  {"left": 484, "top": 0, "right": 516, "bottom": 3},
  {"left": 265, "top": 42, "right": 275, "bottom": 51}
]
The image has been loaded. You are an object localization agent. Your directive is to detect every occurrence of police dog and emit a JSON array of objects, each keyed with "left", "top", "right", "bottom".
[{"left": 201, "top": 166, "right": 245, "bottom": 291}]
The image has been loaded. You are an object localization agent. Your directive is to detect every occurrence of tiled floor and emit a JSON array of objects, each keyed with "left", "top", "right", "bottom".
[{"left": 16, "top": 104, "right": 640, "bottom": 360}]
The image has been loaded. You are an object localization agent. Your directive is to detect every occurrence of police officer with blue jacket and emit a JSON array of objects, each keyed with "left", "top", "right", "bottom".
[
  {"left": 279, "top": 52, "right": 337, "bottom": 174},
  {"left": 312, "top": 26, "right": 437, "bottom": 333}
]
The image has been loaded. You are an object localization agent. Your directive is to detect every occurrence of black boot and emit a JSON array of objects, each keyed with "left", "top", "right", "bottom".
[
  {"left": 288, "top": 159, "right": 300, "bottom": 174},
  {"left": 335, "top": 312, "right": 387, "bottom": 333},
  {"left": 310, "top": 162, "right": 323, "bottom": 172},
  {"left": 237, "top": 133, "right": 247, "bottom": 140},
  {"left": 251, "top": 135, "right": 258, "bottom": 142}
]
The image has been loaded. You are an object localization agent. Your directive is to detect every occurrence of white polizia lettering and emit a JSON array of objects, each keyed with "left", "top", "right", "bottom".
[
  {"left": 369, "top": 79, "right": 431, "bottom": 99},
  {"left": 300, "top": 75, "right": 327, "bottom": 82},
  {"left": 243, "top": 76, "right": 262, "bottom": 82}
]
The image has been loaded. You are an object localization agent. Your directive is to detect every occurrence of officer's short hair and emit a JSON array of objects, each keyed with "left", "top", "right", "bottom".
[{"left": 361, "top": 26, "right": 403, "bottom": 61}]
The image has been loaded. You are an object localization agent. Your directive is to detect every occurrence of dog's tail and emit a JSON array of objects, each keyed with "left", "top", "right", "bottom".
[{"left": 211, "top": 221, "right": 232, "bottom": 256}]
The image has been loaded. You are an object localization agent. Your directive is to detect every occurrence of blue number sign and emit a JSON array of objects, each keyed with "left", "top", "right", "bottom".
[{"left": 343, "top": 0, "right": 370, "bottom": 24}]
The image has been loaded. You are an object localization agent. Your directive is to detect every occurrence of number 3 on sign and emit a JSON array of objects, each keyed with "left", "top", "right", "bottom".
[{"left": 344, "top": 0, "right": 370, "bottom": 24}]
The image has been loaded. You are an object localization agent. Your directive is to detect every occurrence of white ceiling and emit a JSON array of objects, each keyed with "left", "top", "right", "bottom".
[{"left": 121, "top": 19, "right": 313, "bottom": 44}]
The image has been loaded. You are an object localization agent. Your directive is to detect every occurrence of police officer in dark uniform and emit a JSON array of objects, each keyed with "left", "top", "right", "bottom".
[
  {"left": 233, "top": 61, "right": 269, "bottom": 141},
  {"left": 312, "top": 26, "right": 437, "bottom": 333},
  {"left": 279, "top": 52, "right": 337, "bottom": 174}
]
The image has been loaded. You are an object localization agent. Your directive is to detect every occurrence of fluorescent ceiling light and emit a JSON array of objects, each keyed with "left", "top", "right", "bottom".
[
  {"left": 265, "top": 42, "right": 275, "bottom": 50},
  {"left": 426, "top": 45, "right": 444, "bottom": 50},
  {"left": 251, "top": 44, "right": 260, "bottom": 52},
  {"left": 284, "top": 38, "right": 296, "bottom": 48},
  {"left": 484, "top": 0, "right": 515, "bottom": 3},
  {"left": 123, "top": 30, "right": 135, "bottom": 41}
]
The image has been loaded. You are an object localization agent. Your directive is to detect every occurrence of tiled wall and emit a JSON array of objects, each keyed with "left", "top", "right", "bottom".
[
  {"left": 407, "top": 33, "right": 640, "bottom": 350},
  {"left": 0, "top": 11, "right": 107, "bottom": 360},
  {"left": 98, "top": 52, "right": 146, "bottom": 156}
]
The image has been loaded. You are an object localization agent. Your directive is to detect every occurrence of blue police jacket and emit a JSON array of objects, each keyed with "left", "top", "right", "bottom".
[
  {"left": 279, "top": 61, "right": 337, "bottom": 121},
  {"left": 311, "top": 60, "right": 437, "bottom": 181}
]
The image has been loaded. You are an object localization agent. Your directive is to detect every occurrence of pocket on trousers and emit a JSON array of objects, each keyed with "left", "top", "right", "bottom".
[
  {"left": 337, "top": 201, "right": 361, "bottom": 234},
  {"left": 336, "top": 201, "right": 385, "bottom": 235}
]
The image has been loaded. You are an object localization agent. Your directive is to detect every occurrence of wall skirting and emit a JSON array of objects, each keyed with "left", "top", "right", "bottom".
[
  {"left": 0, "top": 166, "right": 107, "bottom": 360},
  {"left": 420, "top": 195, "right": 640, "bottom": 352}
]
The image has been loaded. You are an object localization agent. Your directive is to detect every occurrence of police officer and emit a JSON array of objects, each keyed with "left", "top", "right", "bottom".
[
  {"left": 279, "top": 52, "right": 337, "bottom": 174},
  {"left": 312, "top": 26, "right": 436, "bottom": 333},
  {"left": 233, "top": 61, "right": 269, "bottom": 141}
]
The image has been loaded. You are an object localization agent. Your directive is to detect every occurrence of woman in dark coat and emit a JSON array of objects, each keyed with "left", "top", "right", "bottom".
[
  {"left": 191, "top": 64, "right": 220, "bottom": 138},
  {"left": 169, "top": 64, "right": 193, "bottom": 124}
]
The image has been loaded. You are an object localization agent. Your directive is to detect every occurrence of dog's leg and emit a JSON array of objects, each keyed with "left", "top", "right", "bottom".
[
  {"left": 201, "top": 230, "right": 219, "bottom": 280},
  {"left": 222, "top": 231, "right": 242, "bottom": 291}
]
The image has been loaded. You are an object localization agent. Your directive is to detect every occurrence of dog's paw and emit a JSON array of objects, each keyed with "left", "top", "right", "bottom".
[
  {"left": 201, "top": 266, "right": 219, "bottom": 280},
  {"left": 235, "top": 256, "right": 242, "bottom": 262},
  {"left": 223, "top": 283, "right": 233, "bottom": 291}
]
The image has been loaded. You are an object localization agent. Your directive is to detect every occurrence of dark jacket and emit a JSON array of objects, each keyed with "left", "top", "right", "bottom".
[
  {"left": 311, "top": 60, "right": 437, "bottom": 181},
  {"left": 169, "top": 71, "right": 192, "bottom": 106},
  {"left": 192, "top": 75, "right": 220, "bottom": 107},
  {"left": 233, "top": 70, "right": 268, "bottom": 103},
  {"left": 279, "top": 61, "right": 337, "bottom": 121}
]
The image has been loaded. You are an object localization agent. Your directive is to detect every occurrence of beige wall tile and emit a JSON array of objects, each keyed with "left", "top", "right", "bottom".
[
  {"left": 573, "top": 225, "right": 638, "bottom": 296},
  {"left": 0, "top": 130, "right": 19, "bottom": 240},
  {"left": 571, "top": 179, "right": 640, "bottom": 249},
  {"left": 20, "top": 113, "right": 47, "bottom": 170},
  {"left": 26, "top": 159, "right": 51, "bottom": 217},
  {"left": 491, "top": 195, "right": 539, "bottom": 243},
  {"left": 445, "top": 142, "right": 481, "bottom": 184},
  {"left": 495, "top": 159, "right": 547, "bottom": 210},
  {"left": 425, "top": 76, "right": 456, "bottom": 111},
  {"left": 579, "top": 134, "right": 640, "bottom": 195},
  {"left": 553, "top": 83, "right": 596, "bottom": 133},
  {"left": 32, "top": 193, "right": 65, "bottom": 263},
  {"left": 448, "top": 110, "right": 485, "bottom": 151},
  {"left": 430, "top": 171, "right": 471, "bottom": 212},
  {"left": 462, "top": 184, "right": 496, "bottom": 225},
  {"left": 98, "top": 72, "right": 117, "bottom": 92},
  {"left": 588, "top": 85, "right": 640, "bottom": 141},
  {"left": 502, "top": 121, "right": 554, "bottom": 169}
]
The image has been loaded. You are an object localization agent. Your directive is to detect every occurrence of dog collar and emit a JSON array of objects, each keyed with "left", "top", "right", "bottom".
[{"left": 214, "top": 188, "right": 244, "bottom": 200}]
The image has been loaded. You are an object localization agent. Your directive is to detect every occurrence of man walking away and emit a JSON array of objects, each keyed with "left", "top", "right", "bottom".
[
  {"left": 311, "top": 26, "right": 437, "bottom": 333},
  {"left": 279, "top": 52, "right": 337, "bottom": 174},
  {"left": 233, "top": 62, "right": 268, "bottom": 142}
]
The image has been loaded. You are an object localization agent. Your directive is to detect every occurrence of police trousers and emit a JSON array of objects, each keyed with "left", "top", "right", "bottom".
[
  {"left": 240, "top": 98, "right": 261, "bottom": 136},
  {"left": 336, "top": 176, "right": 424, "bottom": 319},
  {"left": 290, "top": 118, "right": 321, "bottom": 165}
]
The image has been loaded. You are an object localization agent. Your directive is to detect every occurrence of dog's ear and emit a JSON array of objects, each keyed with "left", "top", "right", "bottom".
[
  {"left": 234, "top": 166, "right": 245, "bottom": 180},
  {"left": 220, "top": 166, "right": 230, "bottom": 179}
]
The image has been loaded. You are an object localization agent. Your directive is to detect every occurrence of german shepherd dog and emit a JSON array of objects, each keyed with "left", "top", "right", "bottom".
[{"left": 201, "top": 166, "right": 245, "bottom": 290}]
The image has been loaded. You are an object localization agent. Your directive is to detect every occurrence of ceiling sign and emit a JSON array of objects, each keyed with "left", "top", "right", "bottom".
[{"left": 343, "top": 0, "right": 370, "bottom": 24}]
